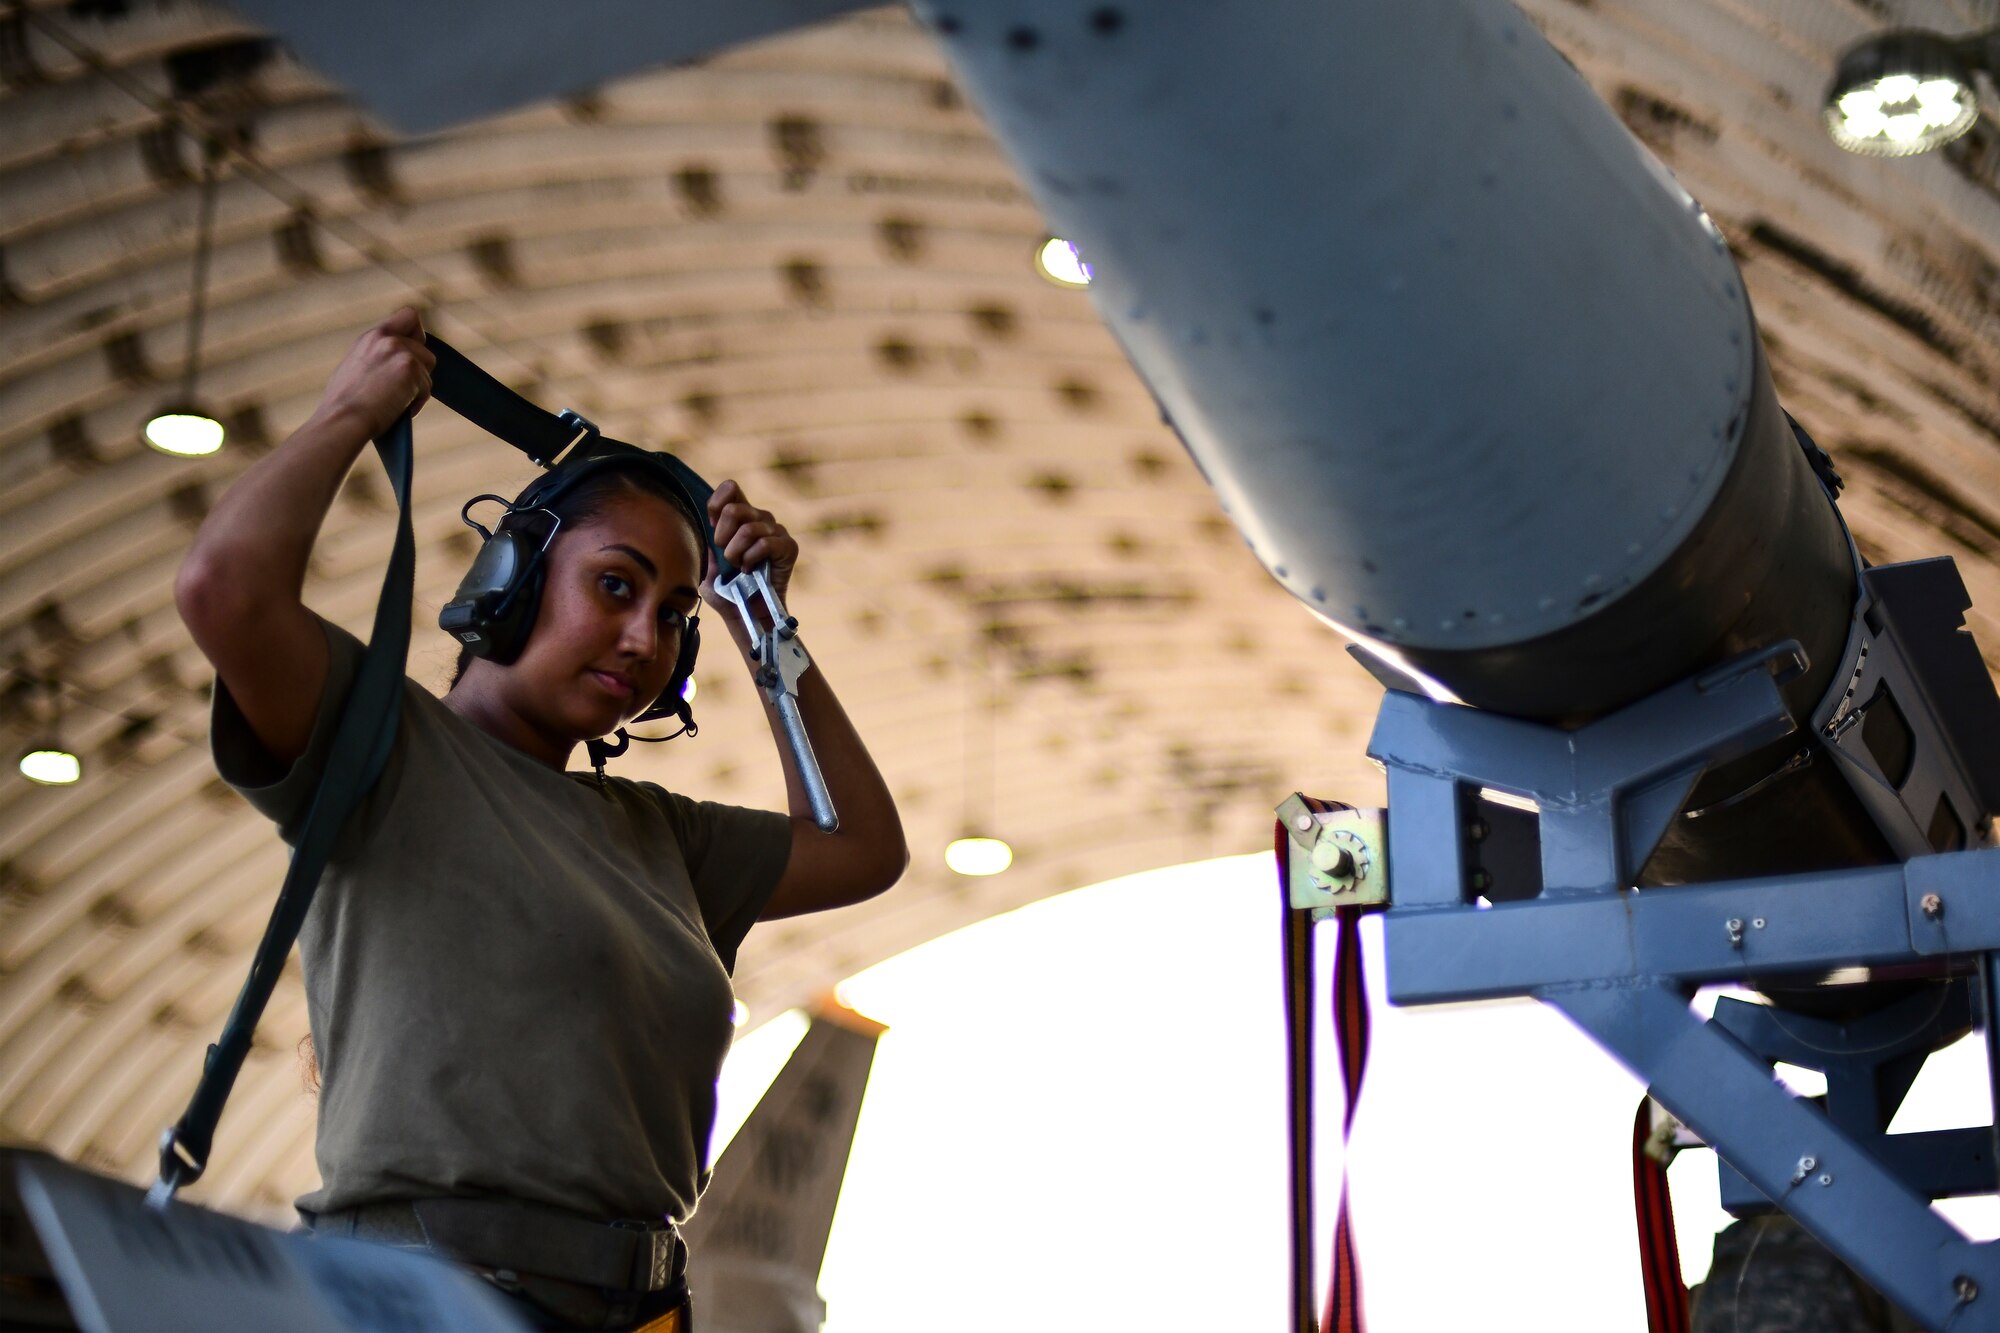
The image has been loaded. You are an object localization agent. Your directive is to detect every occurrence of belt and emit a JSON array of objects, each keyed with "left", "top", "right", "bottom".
[
  {"left": 633, "top": 1305, "right": 686, "bottom": 1333},
  {"left": 311, "top": 1197, "right": 685, "bottom": 1293}
]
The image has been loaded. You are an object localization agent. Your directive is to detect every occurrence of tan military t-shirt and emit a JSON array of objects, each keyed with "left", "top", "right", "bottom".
[{"left": 212, "top": 618, "right": 791, "bottom": 1224}]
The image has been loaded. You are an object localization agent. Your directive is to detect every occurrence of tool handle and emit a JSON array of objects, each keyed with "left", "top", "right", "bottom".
[{"left": 775, "top": 693, "right": 839, "bottom": 832}]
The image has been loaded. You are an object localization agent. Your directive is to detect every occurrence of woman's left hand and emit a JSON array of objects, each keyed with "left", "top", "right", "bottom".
[
  {"left": 703, "top": 479, "right": 800, "bottom": 613},
  {"left": 707, "top": 479, "right": 907, "bottom": 917}
]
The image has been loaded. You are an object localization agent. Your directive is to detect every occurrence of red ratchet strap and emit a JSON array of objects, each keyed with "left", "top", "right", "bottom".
[
  {"left": 1278, "top": 797, "right": 1373, "bottom": 1333},
  {"left": 1280, "top": 822, "right": 1318, "bottom": 1333},
  {"left": 1632, "top": 1098, "right": 1690, "bottom": 1333}
]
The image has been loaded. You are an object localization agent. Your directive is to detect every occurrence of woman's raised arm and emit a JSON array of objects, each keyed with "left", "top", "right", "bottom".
[
  {"left": 701, "top": 480, "right": 910, "bottom": 918},
  {"left": 174, "top": 307, "right": 434, "bottom": 765}
]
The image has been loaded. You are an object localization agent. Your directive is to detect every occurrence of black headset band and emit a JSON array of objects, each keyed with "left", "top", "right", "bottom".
[
  {"left": 428, "top": 334, "right": 714, "bottom": 740},
  {"left": 517, "top": 446, "right": 707, "bottom": 541}
]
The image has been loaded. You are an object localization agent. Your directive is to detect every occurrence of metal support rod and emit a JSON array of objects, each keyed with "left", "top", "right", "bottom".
[
  {"left": 1379, "top": 854, "right": 2000, "bottom": 1005},
  {"left": 179, "top": 138, "right": 221, "bottom": 406},
  {"left": 1983, "top": 953, "right": 2000, "bottom": 1193},
  {"left": 1547, "top": 981, "right": 1998, "bottom": 1329}
]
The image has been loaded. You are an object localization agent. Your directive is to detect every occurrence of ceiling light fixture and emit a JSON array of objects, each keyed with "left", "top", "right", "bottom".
[
  {"left": 18, "top": 747, "right": 82, "bottom": 786},
  {"left": 1825, "top": 26, "right": 1996, "bottom": 157},
  {"left": 15, "top": 676, "right": 81, "bottom": 786},
  {"left": 145, "top": 136, "right": 227, "bottom": 456},
  {"left": 1034, "top": 235, "right": 1093, "bottom": 288},
  {"left": 944, "top": 835, "right": 1013, "bottom": 877},
  {"left": 946, "top": 645, "right": 1013, "bottom": 877}
]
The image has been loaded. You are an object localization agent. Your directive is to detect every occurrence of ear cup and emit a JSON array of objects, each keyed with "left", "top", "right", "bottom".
[
  {"left": 481, "top": 554, "right": 548, "bottom": 665},
  {"left": 437, "top": 530, "right": 548, "bottom": 665}
]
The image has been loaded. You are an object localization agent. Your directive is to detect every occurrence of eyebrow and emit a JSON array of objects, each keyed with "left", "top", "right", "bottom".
[{"left": 599, "top": 543, "right": 700, "bottom": 599}]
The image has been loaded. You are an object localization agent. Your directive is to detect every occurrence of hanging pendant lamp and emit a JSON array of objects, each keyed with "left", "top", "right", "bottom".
[
  {"left": 145, "top": 136, "right": 226, "bottom": 457},
  {"left": 945, "top": 644, "right": 1013, "bottom": 877},
  {"left": 15, "top": 676, "right": 81, "bottom": 785}
]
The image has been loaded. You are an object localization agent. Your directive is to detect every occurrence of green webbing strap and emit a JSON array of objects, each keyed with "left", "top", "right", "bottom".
[{"left": 149, "top": 413, "right": 417, "bottom": 1207}]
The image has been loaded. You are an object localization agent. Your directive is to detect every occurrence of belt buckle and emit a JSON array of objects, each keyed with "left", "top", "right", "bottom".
[
  {"left": 612, "top": 1217, "right": 675, "bottom": 1291},
  {"left": 646, "top": 1228, "right": 672, "bottom": 1291}
]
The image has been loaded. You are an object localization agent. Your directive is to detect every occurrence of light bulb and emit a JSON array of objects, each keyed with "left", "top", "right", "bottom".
[
  {"left": 144, "top": 410, "right": 225, "bottom": 457},
  {"left": 1035, "top": 237, "right": 1093, "bottom": 288},
  {"left": 945, "top": 836, "right": 1013, "bottom": 876},
  {"left": 19, "top": 748, "right": 81, "bottom": 785},
  {"left": 1876, "top": 73, "right": 1920, "bottom": 103}
]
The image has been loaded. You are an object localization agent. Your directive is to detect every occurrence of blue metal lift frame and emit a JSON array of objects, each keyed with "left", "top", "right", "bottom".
[{"left": 1368, "top": 642, "right": 2000, "bottom": 1330}]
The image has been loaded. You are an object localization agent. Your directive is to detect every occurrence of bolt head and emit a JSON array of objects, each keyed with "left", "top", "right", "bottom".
[
  {"left": 1798, "top": 1156, "right": 1817, "bottom": 1173},
  {"left": 1922, "top": 892, "right": 1945, "bottom": 919},
  {"left": 1294, "top": 814, "right": 1315, "bottom": 832},
  {"left": 1311, "top": 841, "right": 1355, "bottom": 877},
  {"left": 1817, "top": 1173, "right": 1834, "bottom": 1186},
  {"left": 1957, "top": 1275, "right": 1980, "bottom": 1302}
]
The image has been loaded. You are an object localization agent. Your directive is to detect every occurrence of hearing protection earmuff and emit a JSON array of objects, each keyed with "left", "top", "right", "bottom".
[{"left": 439, "top": 446, "right": 707, "bottom": 737}]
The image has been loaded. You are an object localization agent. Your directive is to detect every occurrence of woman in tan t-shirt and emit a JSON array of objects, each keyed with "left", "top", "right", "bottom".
[{"left": 176, "top": 308, "right": 909, "bottom": 1330}]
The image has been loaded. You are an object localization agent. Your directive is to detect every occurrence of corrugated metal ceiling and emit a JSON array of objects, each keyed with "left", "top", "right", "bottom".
[{"left": 0, "top": 0, "right": 1997, "bottom": 1218}]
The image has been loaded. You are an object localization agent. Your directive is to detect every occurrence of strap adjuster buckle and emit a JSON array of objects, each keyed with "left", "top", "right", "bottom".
[
  {"left": 552, "top": 409, "right": 598, "bottom": 466},
  {"left": 147, "top": 1125, "right": 206, "bottom": 1209}
]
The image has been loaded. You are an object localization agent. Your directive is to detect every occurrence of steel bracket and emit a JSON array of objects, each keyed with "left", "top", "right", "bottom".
[
  {"left": 1360, "top": 637, "right": 2000, "bottom": 1331},
  {"left": 1277, "top": 795, "right": 1388, "bottom": 914}
]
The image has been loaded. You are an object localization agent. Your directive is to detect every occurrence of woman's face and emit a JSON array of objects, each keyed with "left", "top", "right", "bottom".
[{"left": 507, "top": 487, "right": 705, "bottom": 742}]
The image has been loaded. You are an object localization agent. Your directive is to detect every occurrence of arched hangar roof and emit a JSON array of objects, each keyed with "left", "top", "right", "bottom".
[{"left": 0, "top": 0, "right": 1997, "bottom": 1218}]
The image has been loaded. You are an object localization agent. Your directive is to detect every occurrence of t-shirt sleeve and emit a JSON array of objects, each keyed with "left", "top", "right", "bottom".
[
  {"left": 209, "top": 616, "right": 370, "bottom": 843},
  {"left": 652, "top": 788, "right": 792, "bottom": 973}
]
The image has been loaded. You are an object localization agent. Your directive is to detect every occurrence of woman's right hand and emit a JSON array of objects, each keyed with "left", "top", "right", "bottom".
[
  {"left": 177, "top": 307, "right": 434, "bottom": 766},
  {"left": 314, "top": 307, "right": 437, "bottom": 440}
]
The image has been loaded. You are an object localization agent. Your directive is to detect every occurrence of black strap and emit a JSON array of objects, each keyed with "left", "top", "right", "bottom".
[
  {"left": 152, "top": 414, "right": 417, "bottom": 1204},
  {"left": 425, "top": 337, "right": 581, "bottom": 468},
  {"left": 423, "top": 335, "right": 731, "bottom": 579}
]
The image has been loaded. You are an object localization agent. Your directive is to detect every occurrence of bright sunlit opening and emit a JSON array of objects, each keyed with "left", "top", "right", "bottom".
[
  {"left": 1034, "top": 236, "right": 1093, "bottom": 287},
  {"left": 714, "top": 854, "right": 1838, "bottom": 1333},
  {"left": 19, "top": 748, "right": 81, "bottom": 785},
  {"left": 943, "top": 836, "right": 1012, "bottom": 876},
  {"left": 143, "top": 411, "right": 225, "bottom": 457}
]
